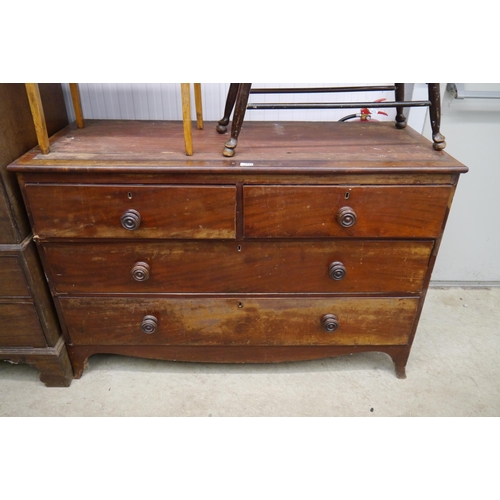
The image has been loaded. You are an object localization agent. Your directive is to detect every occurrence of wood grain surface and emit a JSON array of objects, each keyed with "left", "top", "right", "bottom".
[
  {"left": 244, "top": 185, "right": 453, "bottom": 238},
  {"left": 0, "top": 302, "right": 47, "bottom": 347},
  {"left": 43, "top": 240, "right": 433, "bottom": 295},
  {"left": 0, "top": 256, "right": 31, "bottom": 297},
  {"left": 8, "top": 120, "right": 468, "bottom": 173},
  {"left": 25, "top": 184, "right": 236, "bottom": 239},
  {"left": 60, "top": 296, "right": 418, "bottom": 347}
]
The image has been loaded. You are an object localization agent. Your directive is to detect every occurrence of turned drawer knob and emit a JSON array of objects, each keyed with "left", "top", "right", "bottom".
[
  {"left": 329, "top": 261, "right": 347, "bottom": 280},
  {"left": 336, "top": 206, "right": 357, "bottom": 228},
  {"left": 141, "top": 315, "right": 158, "bottom": 334},
  {"left": 121, "top": 209, "right": 142, "bottom": 230},
  {"left": 322, "top": 314, "right": 339, "bottom": 333},
  {"left": 131, "top": 262, "right": 150, "bottom": 282}
]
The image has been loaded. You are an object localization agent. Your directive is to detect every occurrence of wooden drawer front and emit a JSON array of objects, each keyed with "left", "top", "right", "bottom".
[
  {"left": 0, "top": 302, "right": 46, "bottom": 347},
  {"left": 244, "top": 185, "right": 452, "bottom": 238},
  {"left": 61, "top": 297, "right": 417, "bottom": 346},
  {"left": 25, "top": 184, "right": 236, "bottom": 239},
  {"left": 0, "top": 256, "right": 31, "bottom": 297},
  {"left": 44, "top": 240, "right": 433, "bottom": 295}
]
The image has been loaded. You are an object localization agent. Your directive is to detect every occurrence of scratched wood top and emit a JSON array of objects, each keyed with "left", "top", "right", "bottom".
[{"left": 9, "top": 120, "right": 467, "bottom": 174}]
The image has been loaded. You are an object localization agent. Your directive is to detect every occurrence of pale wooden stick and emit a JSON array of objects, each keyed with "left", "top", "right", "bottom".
[
  {"left": 194, "top": 83, "right": 203, "bottom": 130},
  {"left": 180, "top": 83, "right": 193, "bottom": 156},
  {"left": 25, "top": 83, "right": 50, "bottom": 154},
  {"left": 69, "top": 83, "right": 85, "bottom": 128}
]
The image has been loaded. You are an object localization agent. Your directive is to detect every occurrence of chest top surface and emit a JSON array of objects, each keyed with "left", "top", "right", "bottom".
[{"left": 8, "top": 120, "right": 467, "bottom": 177}]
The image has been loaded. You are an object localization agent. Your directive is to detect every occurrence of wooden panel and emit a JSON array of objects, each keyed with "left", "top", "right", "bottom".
[
  {"left": 44, "top": 240, "right": 433, "bottom": 295},
  {"left": 0, "top": 256, "right": 31, "bottom": 297},
  {"left": 0, "top": 302, "right": 46, "bottom": 347},
  {"left": 60, "top": 296, "right": 418, "bottom": 346},
  {"left": 25, "top": 184, "right": 236, "bottom": 239},
  {"left": 244, "top": 185, "right": 453, "bottom": 238},
  {"left": 0, "top": 183, "right": 20, "bottom": 244}
]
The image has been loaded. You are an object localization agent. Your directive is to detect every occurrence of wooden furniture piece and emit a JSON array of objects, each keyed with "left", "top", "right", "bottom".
[
  {"left": 0, "top": 83, "right": 73, "bottom": 386},
  {"left": 25, "top": 83, "right": 203, "bottom": 156},
  {"left": 9, "top": 118, "right": 467, "bottom": 379},
  {"left": 216, "top": 84, "right": 446, "bottom": 157}
]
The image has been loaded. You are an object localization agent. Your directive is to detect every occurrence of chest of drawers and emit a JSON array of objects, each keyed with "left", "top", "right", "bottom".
[
  {"left": 1, "top": 83, "right": 72, "bottom": 386},
  {"left": 9, "top": 119, "right": 467, "bottom": 379}
]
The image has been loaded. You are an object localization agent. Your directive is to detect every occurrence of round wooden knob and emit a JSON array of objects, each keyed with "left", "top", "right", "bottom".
[
  {"left": 336, "top": 206, "right": 357, "bottom": 228},
  {"left": 141, "top": 315, "right": 158, "bottom": 334},
  {"left": 329, "top": 261, "right": 346, "bottom": 280},
  {"left": 121, "top": 209, "right": 141, "bottom": 230},
  {"left": 322, "top": 314, "right": 339, "bottom": 333},
  {"left": 131, "top": 262, "right": 150, "bottom": 282}
]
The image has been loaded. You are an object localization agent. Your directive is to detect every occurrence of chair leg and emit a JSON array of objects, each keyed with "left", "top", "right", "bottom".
[
  {"left": 395, "top": 83, "right": 407, "bottom": 129},
  {"left": 25, "top": 83, "right": 50, "bottom": 155},
  {"left": 216, "top": 83, "right": 240, "bottom": 133},
  {"left": 428, "top": 83, "right": 446, "bottom": 150},
  {"left": 69, "top": 83, "right": 85, "bottom": 129},
  {"left": 194, "top": 83, "right": 203, "bottom": 130},
  {"left": 181, "top": 83, "right": 193, "bottom": 156},
  {"left": 223, "top": 83, "right": 252, "bottom": 157}
]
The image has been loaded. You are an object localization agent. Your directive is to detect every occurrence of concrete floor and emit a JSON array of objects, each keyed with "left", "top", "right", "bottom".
[{"left": 1, "top": 288, "right": 499, "bottom": 417}]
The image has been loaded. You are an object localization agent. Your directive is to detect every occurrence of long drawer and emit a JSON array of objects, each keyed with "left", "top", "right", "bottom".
[
  {"left": 24, "top": 184, "right": 237, "bottom": 239},
  {"left": 43, "top": 240, "right": 433, "bottom": 294},
  {"left": 60, "top": 296, "right": 418, "bottom": 346},
  {"left": 244, "top": 185, "right": 453, "bottom": 238},
  {"left": 0, "top": 256, "right": 31, "bottom": 297},
  {"left": 0, "top": 302, "right": 47, "bottom": 347}
]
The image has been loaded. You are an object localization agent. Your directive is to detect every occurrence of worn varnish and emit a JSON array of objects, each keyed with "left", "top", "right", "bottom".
[
  {"left": 8, "top": 119, "right": 468, "bottom": 379},
  {"left": 43, "top": 240, "right": 433, "bottom": 295},
  {"left": 243, "top": 185, "right": 453, "bottom": 238},
  {"left": 25, "top": 184, "right": 237, "bottom": 239},
  {"left": 60, "top": 296, "right": 418, "bottom": 347}
]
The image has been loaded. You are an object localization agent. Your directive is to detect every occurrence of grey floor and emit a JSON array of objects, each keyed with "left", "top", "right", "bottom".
[{"left": 1, "top": 288, "right": 499, "bottom": 417}]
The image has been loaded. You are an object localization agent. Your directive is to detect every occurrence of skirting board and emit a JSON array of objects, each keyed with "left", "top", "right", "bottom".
[{"left": 430, "top": 281, "right": 500, "bottom": 288}]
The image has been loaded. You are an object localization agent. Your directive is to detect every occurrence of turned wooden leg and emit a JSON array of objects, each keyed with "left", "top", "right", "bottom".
[
  {"left": 25, "top": 83, "right": 50, "bottom": 154},
  {"left": 395, "top": 83, "right": 407, "bottom": 129},
  {"left": 194, "top": 83, "right": 203, "bottom": 130},
  {"left": 180, "top": 83, "right": 193, "bottom": 156},
  {"left": 216, "top": 83, "right": 240, "bottom": 134},
  {"left": 69, "top": 83, "right": 85, "bottom": 129},
  {"left": 223, "top": 83, "right": 252, "bottom": 157},
  {"left": 428, "top": 83, "right": 446, "bottom": 150}
]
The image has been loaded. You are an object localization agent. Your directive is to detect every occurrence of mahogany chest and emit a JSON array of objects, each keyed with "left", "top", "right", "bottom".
[{"left": 9, "top": 119, "right": 467, "bottom": 379}]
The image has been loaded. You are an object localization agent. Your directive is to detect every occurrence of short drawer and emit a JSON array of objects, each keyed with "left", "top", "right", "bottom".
[
  {"left": 0, "top": 301, "right": 47, "bottom": 347},
  {"left": 60, "top": 296, "right": 418, "bottom": 346},
  {"left": 244, "top": 185, "right": 453, "bottom": 238},
  {"left": 44, "top": 240, "right": 433, "bottom": 295},
  {"left": 0, "top": 256, "right": 31, "bottom": 297},
  {"left": 24, "top": 184, "right": 236, "bottom": 239}
]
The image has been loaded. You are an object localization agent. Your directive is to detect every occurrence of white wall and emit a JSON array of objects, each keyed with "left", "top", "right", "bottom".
[
  {"left": 61, "top": 83, "right": 499, "bottom": 285},
  {"left": 418, "top": 84, "right": 500, "bottom": 285},
  {"left": 62, "top": 83, "right": 397, "bottom": 123}
]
